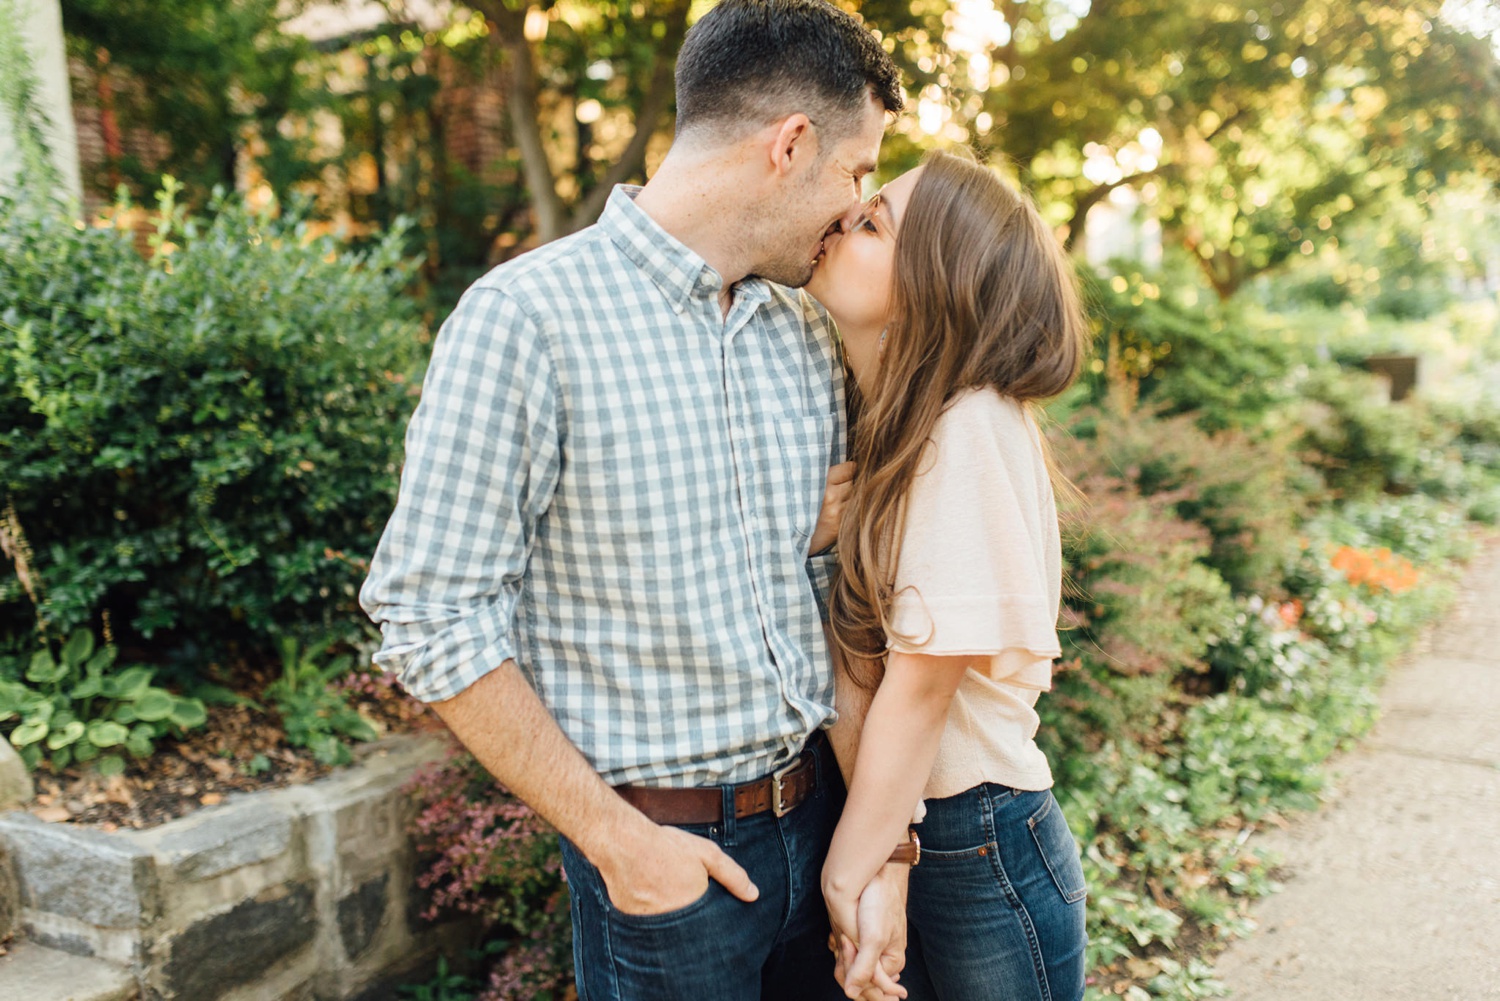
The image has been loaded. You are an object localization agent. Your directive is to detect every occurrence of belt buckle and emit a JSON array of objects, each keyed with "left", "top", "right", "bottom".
[{"left": 770, "top": 754, "right": 803, "bottom": 818}]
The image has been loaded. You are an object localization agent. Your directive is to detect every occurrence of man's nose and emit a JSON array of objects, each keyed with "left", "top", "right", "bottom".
[{"left": 837, "top": 199, "right": 868, "bottom": 233}]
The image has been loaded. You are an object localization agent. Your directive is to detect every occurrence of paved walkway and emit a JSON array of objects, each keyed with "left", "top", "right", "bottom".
[{"left": 1214, "top": 540, "right": 1500, "bottom": 1000}]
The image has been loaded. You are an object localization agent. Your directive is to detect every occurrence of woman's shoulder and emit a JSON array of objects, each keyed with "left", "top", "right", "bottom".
[{"left": 932, "top": 387, "right": 1033, "bottom": 448}]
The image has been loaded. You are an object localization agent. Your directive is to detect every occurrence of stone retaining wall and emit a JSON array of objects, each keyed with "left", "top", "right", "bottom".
[{"left": 0, "top": 733, "right": 479, "bottom": 1000}]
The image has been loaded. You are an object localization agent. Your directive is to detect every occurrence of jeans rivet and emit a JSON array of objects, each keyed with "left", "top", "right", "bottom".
[{"left": 978, "top": 846, "right": 988, "bottom": 856}]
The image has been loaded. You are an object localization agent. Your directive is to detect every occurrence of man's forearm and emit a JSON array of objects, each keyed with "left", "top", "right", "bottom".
[
  {"left": 427, "top": 658, "right": 649, "bottom": 861},
  {"left": 825, "top": 629, "right": 872, "bottom": 789}
]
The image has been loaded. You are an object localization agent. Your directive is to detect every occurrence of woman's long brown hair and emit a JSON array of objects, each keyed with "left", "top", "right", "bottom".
[{"left": 828, "top": 149, "right": 1090, "bottom": 688}]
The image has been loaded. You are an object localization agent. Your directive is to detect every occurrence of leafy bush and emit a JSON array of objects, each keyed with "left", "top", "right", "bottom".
[
  {"left": 406, "top": 748, "right": 573, "bottom": 1001},
  {"left": 1293, "top": 367, "right": 1468, "bottom": 501},
  {"left": 1079, "top": 258, "right": 1305, "bottom": 432},
  {"left": 1053, "top": 420, "right": 1237, "bottom": 679},
  {"left": 1205, "top": 596, "right": 1334, "bottom": 699},
  {"left": 265, "top": 635, "right": 379, "bottom": 766},
  {"left": 1078, "top": 406, "right": 1315, "bottom": 595},
  {"left": 0, "top": 628, "right": 208, "bottom": 772},
  {"left": 0, "top": 186, "right": 422, "bottom": 659}
]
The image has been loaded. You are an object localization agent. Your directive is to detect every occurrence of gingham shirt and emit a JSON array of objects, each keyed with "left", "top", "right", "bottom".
[{"left": 361, "top": 185, "right": 846, "bottom": 787}]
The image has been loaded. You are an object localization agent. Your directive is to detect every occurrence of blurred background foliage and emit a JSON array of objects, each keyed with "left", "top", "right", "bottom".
[{"left": 48, "top": 0, "right": 1500, "bottom": 309}]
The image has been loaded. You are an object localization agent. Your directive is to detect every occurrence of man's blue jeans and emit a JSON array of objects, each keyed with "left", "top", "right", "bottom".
[
  {"left": 899, "top": 783, "right": 1089, "bottom": 1001},
  {"left": 558, "top": 734, "right": 850, "bottom": 1001}
]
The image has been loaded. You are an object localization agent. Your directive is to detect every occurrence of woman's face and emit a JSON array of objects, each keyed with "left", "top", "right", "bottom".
[{"left": 805, "top": 166, "right": 922, "bottom": 335}]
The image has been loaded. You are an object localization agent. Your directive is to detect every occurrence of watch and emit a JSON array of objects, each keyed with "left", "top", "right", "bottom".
[{"left": 886, "top": 828, "right": 920, "bottom": 866}]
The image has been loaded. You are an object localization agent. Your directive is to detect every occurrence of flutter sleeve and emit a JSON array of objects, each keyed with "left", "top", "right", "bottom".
[{"left": 885, "top": 393, "right": 1061, "bottom": 690}]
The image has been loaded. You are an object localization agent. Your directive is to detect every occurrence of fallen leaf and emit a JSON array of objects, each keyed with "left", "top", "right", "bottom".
[
  {"left": 35, "top": 805, "right": 70, "bottom": 823},
  {"left": 199, "top": 793, "right": 223, "bottom": 806}
]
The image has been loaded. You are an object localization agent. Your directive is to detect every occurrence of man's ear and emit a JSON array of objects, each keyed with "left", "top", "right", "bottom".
[{"left": 767, "top": 113, "right": 816, "bottom": 178}]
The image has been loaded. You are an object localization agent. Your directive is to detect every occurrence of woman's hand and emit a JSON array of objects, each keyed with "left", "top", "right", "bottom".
[
  {"left": 811, "top": 461, "right": 857, "bottom": 555},
  {"left": 826, "top": 863, "right": 910, "bottom": 1000}
]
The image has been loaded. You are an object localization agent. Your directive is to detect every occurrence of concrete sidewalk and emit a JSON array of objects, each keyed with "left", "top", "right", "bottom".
[{"left": 1213, "top": 541, "right": 1500, "bottom": 1000}]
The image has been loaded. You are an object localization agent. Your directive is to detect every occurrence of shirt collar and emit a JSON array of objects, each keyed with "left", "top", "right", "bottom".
[{"left": 600, "top": 185, "right": 772, "bottom": 315}]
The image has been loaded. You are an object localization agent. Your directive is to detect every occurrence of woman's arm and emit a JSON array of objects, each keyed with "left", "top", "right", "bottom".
[{"left": 822, "top": 650, "right": 971, "bottom": 906}]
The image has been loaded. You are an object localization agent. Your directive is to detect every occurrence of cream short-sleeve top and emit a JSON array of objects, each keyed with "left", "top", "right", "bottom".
[{"left": 886, "top": 387, "right": 1062, "bottom": 799}]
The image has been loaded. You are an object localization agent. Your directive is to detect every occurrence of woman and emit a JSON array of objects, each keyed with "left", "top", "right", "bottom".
[{"left": 805, "top": 150, "right": 1090, "bottom": 1001}]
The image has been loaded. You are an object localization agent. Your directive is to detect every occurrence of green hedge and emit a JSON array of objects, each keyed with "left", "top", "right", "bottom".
[{"left": 0, "top": 187, "right": 422, "bottom": 658}]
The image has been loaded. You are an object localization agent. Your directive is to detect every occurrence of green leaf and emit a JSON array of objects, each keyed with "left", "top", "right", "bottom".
[
  {"left": 46, "top": 720, "right": 85, "bottom": 749},
  {"left": 52, "top": 745, "right": 73, "bottom": 770},
  {"left": 102, "top": 667, "right": 153, "bottom": 700},
  {"left": 85, "top": 647, "right": 118, "bottom": 674},
  {"left": 70, "top": 675, "right": 103, "bottom": 700},
  {"left": 61, "top": 630, "right": 95, "bottom": 669},
  {"left": 86, "top": 720, "right": 130, "bottom": 747},
  {"left": 11, "top": 719, "right": 49, "bottom": 747},
  {"left": 167, "top": 698, "right": 208, "bottom": 729},
  {"left": 188, "top": 682, "right": 263, "bottom": 711},
  {"left": 125, "top": 724, "right": 154, "bottom": 758},
  {"left": 0, "top": 679, "right": 30, "bottom": 719},
  {"left": 132, "top": 689, "right": 175, "bottom": 722},
  {"left": 25, "top": 650, "right": 66, "bottom": 685},
  {"left": 319, "top": 654, "right": 354, "bottom": 683},
  {"left": 112, "top": 703, "right": 139, "bottom": 724},
  {"left": 96, "top": 754, "right": 126, "bottom": 777},
  {"left": 74, "top": 740, "right": 101, "bottom": 762}
]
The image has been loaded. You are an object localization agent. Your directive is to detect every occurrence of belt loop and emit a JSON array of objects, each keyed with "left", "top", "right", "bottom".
[{"left": 720, "top": 784, "right": 738, "bottom": 847}]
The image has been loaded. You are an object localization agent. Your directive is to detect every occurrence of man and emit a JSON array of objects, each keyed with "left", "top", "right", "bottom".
[{"left": 360, "top": 2, "right": 906, "bottom": 997}]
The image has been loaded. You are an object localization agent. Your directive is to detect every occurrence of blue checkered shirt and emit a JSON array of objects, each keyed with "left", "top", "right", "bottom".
[{"left": 360, "top": 186, "right": 846, "bottom": 786}]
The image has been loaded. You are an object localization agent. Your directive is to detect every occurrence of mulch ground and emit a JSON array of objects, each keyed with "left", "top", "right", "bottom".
[{"left": 21, "top": 665, "right": 448, "bottom": 831}]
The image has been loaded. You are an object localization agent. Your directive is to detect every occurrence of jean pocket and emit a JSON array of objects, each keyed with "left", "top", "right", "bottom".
[
  {"left": 1026, "top": 792, "right": 1088, "bottom": 905},
  {"left": 606, "top": 880, "right": 717, "bottom": 928},
  {"left": 559, "top": 834, "right": 719, "bottom": 927},
  {"left": 913, "top": 841, "right": 998, "bottom": 863}
]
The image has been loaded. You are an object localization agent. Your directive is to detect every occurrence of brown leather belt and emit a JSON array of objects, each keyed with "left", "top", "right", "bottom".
[{"left": 614, "top": 738, "right": 821, "bottom": 825}]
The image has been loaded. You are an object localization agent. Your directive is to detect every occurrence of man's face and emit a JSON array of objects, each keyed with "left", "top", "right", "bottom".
[{"left": 753, "top": 93, "right": 886, "bottom": 288}]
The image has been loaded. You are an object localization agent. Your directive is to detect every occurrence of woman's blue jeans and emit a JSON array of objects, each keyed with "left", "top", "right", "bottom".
[{"left": 899, "top": 783, "right": 1089, "bottom": 1001}]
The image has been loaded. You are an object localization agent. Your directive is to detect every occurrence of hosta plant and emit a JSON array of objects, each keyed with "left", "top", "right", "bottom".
[{"left": 0, "top": 629, "right": 208, "bottom": 773}]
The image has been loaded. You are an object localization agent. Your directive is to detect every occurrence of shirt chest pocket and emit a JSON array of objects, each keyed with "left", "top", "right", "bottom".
[{"left": 773, "top": 413, "right": 835, "bottom": 542}]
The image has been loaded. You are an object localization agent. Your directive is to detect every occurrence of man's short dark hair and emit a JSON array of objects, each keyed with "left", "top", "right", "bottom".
[{"left": 674, "top": 0, "right": 904, "bottom": 147}]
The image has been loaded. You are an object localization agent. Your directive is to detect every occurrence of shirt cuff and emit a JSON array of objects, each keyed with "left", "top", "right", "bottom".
[{"left": 374, "top": 629, "right": 516, "bottom": 704}]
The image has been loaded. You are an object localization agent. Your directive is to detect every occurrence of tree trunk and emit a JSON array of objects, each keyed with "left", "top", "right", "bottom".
[{"left": 477, "top": 0, "right": 692, "bottom": 244}]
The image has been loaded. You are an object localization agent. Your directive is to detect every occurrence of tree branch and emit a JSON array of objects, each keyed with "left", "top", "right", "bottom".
[{"left": 571, "top": 0, "right": 692, "bottom": 231}]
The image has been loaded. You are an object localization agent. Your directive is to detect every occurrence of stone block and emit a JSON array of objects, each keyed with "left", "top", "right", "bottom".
[
  {"left": 136, "top": 800, "right": 294, "bottom": 883},
  {"left": 0, "top": 811, "right": 156, "bottom": 928},
  {"left": 162, "top": 880, "right": 316, "bottom": 1000},
  {"left": 0, "top": 741, "right": 33, "bottom": 811},
  {"left": 337, "top": 873, "right": 390, "bottom": 961}
]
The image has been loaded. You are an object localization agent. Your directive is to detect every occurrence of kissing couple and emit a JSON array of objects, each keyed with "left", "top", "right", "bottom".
[{"left": 362, "top": 1, "right": 1089, "bottom": 998}]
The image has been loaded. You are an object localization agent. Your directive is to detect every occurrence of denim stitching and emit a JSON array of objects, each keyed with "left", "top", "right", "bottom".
[
  {"left": 983, "top": 787, "right": 1055, "bottom": 1001},
  {"left": 1027, "top": 794, "right": 1088, "bottom": 905},
  {"left": 563, "top": 840, "right": 624, "bottom": 1000}
]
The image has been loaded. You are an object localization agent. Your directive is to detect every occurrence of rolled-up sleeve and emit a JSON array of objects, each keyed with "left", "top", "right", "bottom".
[{"left": 359, "top": 287, "right": 562, "bottom": 703}]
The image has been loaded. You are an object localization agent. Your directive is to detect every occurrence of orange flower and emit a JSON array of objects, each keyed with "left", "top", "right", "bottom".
[{"left": 1329, "top": 544, "right": 1420, "bottom": 594}]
